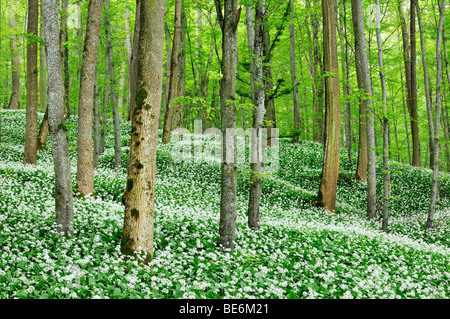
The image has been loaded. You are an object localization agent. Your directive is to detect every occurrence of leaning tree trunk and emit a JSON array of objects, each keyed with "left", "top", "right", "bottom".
[
  {"left": 317, "top": 0, "right": 341, "bottom": 213},
  {"left": 76, "top": 0, "right": 103, "bottom": 196},
  {"left": 43, "top": 0, "right": 74, "bottom": 236},
  {"left": 375, "top": 0, "right": 390, "bottom": 232},
  {"left": 120, "top": 0, "right": 166, "bottom": 264},
  {"left": 215, "top": 0, "right": 241, "bottom": 251},
  {"left": 104, "top": 0, "right": 121, "bottom": 169},
  {"left": 426, "top": 0, "right": 446, "bottom": 230},
  {"left": 162, "top": 0, "right": 182, "bottom": 144},
  {"left": 352, "top": 0, "right": 377, "bottom": 220},
  {"left": 247, "top": 0, "right": 266, "bottom": 229},
  {"left": 8, "top": 8, "right": 20, "bottom": 110},
  {"left": 23, "top": 0, "right": 39, "bottom": 166}
]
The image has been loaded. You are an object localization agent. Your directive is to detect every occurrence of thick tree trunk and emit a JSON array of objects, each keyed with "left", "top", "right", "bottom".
[
  {"left": 426, "top": 0, "right": 445, "bottom": 230},
  {"left": 215, "top": 0, "right": 241, "bottom": 251},
  {"left": 120, "top": 0, "right": 166, "bottom": 264},
  {"left": 289, "top": 0, "right": 300, "bottom": 144},
  {"left": 352, "top": 0, "right": 376, "bottom": 220},
  {"left": 104, "top": 0, "right": 121, "bottom": 169},
  {"left": 128, "top": 0, "right": 140, "bottom": 121},
  {"left": 23, "top": 0, "right": 39, "bottom": 166},
  {"left": 317, "top": 0, "right": 341, "bottom": 213},
  {"left": 162, "top": 0, "right": 182, "bottom": 144},
  {"left": 248, "top": 0, "right": 266, "bottom": 229},
  {"left": 44, "top": 0, "right": 74, "bottom": 236},
  {"left": 8, "top": 8, "right": 20, "bottom": 110},
  {"left": 76, "top": 0, "right": 103, "bottom": 196}
]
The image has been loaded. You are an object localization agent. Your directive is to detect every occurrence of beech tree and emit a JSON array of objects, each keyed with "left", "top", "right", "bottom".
[
  {"left": 76, "top": 0, "right": 103, "bottom": 196},
  {"left": 121, "top": 0, "right": 166, "bottom": 263},
  {"left": 316, "top": 0, "right": 341, "bottom": 212},
  {"left": 43, "top": 0, "right": 74, "bottom": 236}
]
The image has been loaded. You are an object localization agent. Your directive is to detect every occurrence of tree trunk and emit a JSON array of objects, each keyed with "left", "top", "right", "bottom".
[
  {"left": 125, "top": 8, "right": 132, "bottom": 120},
  {"left": 173, "top": 5, "right": 186, "bottom": 129},
  {"left": 120, "top": 0, "right": 166, "bottom": 264},
  {"left": 23, "top": 0, "right": 39, "bottom": 166},
  {"left": 317, "top": 0, "right": 341, "bottom": 213},
  {"left": 248, "top": 0, "right": 266, "bottom": 229},
  {"left": 60, "top": 0, "right": 70, "bottom": 119},
  {"left": 76, "top": 0, "right": 103, "bottom": 196},
  {"left": 375, "top": 0, "right": 390, "bottom": 232},
  {"left": 104, "top": 0, "right": 121, "bottom": 169},
  {"left": 93, "top": 69, "right": 100, "bottom": 169},
  {"left": 162, "top": 0, "right": 182, "bottom": 144},
  {"left": 37, "top": 106, "right": 49, "bottom": 151},
  {"left": 8, "top": 7, "right": 20, "bottom": 110},
  {"left": 289, "top": 0, "right": 300, "bottom": 144},
  {"left": 426, "top": 0, "right": 445, "bottom": 230},
  {"left": 128, "top": 0, "right": 140, "bottom": 121},
  {"left": 400, "top": 68, "right": 412, "bottom": 165},
  {"left": 263, "top": 17, "right": 276, "bottom": 147},
  {"left": 44, "top": 0, "right": 74, "bottom": 236},
  {"left": 215, "top": 0, "right": 241, "bottom": 251},
  {"left": 39, "top": 0, "right": 47, "bottom": 112},
  {"left": 351, "top": 0, "right": 376, "bottom": 220},
  {"left": 100, "top": 81, "right": 108, "bottom": 155},
  {"left": 398, "top": 1, "right": 421, "bottom": 167}
]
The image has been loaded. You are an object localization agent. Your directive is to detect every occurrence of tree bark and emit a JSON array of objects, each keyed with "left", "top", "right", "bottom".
[
  {"left": 162, "top": 0, "right": 182, "bottom": 144},
  {"left": 120, "top": 0, "right": 166, "bottom": 264},
  {"left": 375, "top": 0, "right": 390, "bottom": 232},
  {"left": 23, "top": 0, "right": 39, "bottom": 166},
  {"left": 100, "top": 80, "right": 108, "bottom": 155},
  {"left": 39, "top": 0, "right": 47, "bottom": 112},
  {"left": 317, "top": 0, "right": 341, "bottom": 213},
  {"left": 351, "top": 0, "right": 377, "bottom": 220},
  {"left": 128, "top": 0, "right": 141, "bottom": 121},
  {"left": 60, "top": 0, "right": 70, "bottom": 119},
  {"left": 426, "top": 0, "right": 446, "bottom": 230},
  {"left": 289, "top": 0, "right": 300, "bottom": 144},
  {"left": 248, "top": 0, "right": 266, "bottom": 229},
  {"left": 173, "top": 5, "right": 186, "bottom": 129},
  {"left": 76, "top": 0, "right": 103, "bottom": 196},
  {"left": 104, "top": 0, "right": 121, "bottom": 169},
  {"left": 215, "top": 0, "right": 241, "bottom": 251},
  {"left": 8, "top": 7, "right": 20, "bottom": 110},
  {"left": 44, "top": 0, "right": 74, "bottom": 236},
  {"left": 37, "top": 106, "right": 49, "bottom": 151},
  {"left": 93, "top": 69, "right": 100, "bottom": 169}
]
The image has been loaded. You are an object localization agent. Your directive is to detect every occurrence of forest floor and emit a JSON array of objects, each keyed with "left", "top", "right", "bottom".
[{"left": 1, "top": 109, "right": 450, "bottom": 299}]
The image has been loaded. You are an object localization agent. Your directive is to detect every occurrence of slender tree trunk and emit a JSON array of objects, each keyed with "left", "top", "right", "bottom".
[
  {"left": 39, "top": 0, "right": 47, "bottom": 112},
  {"left": 120, "top": 0, "right": 166, "bottom": 264},
  {"left": 7, "top": 7, "right": 20, "bottom": 110},
  {"left": 426, "top": 0, "right": 445, "bottom": 230},
  {"left": 375, "top": 0, "right": 390, "bottom": 232},
  {"left": 246, "top": 5, "right": 255, "bottom": 104},
  {"left": 355, "top": 64, "right": 368, "bottom": 182},
  {"left": 23, "top": 0, "right": 39, "bottom": 166},
  {"left": 400, "top": 69, "right": 412, "bottom": 165},
  {"left": 215, "top": 0, "right": 241, "bottom": 251},
  {"left": 128, "top": 0, "right": 140, "bottom": 121},
  {"left": 44, "top": 0, "right": 74, "bottom": 236},
  {"left": 93, "top": 69, "right": 100, "bottom": 169},
  {"left": 317, "top": 0, "right": 341, "bottom": 213},
  {"left": 263, "top": 17, "right": 276, "bottom": 147},
  {"left": 76, "top": 0, "right": 103, "bottom": 196},
  {"left": 352, "top": 0, "right": 376, "bottom": 220},
  {"left": 60, "top": 0, "right": 70, "bottom": 119},
  {"left": 289, "top": 0, "right": 300, "bottom": 144},
  {"left": 173, "top": 5, "right": 186, "bottom": 129},
  {"left": 37, "top": 106, "right": 48, "bottom": 150},
  {"left": 162, "top": 23, "right": 171, "bottom": 125},
  {"left": 100, "top": 81, "right": 108, "bottom": 155},
  {"left": 162, "top": 0, "right": 182, "bottom": 144},
  {"left": 248, "top": 0, "right": 266, "bottom": 229},
  {"left": 398, "top": 1, "right": 421, "bottom": 167},
  {"left": 337, "top": 0, "right": 352, "bottom": 166},
  {"left": 125, "top": 8, "right": 132, "bottom": 120},
  {"left": 104, "top": 0, "right": 121, "bottom": 169},
  {"left": 311, "top": 0, "right": 323, "bottom": 144}
]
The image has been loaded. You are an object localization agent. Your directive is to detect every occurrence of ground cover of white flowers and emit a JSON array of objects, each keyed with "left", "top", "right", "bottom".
[{"left": 0, "top": 109, "right": 450, "bottom": 299}]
